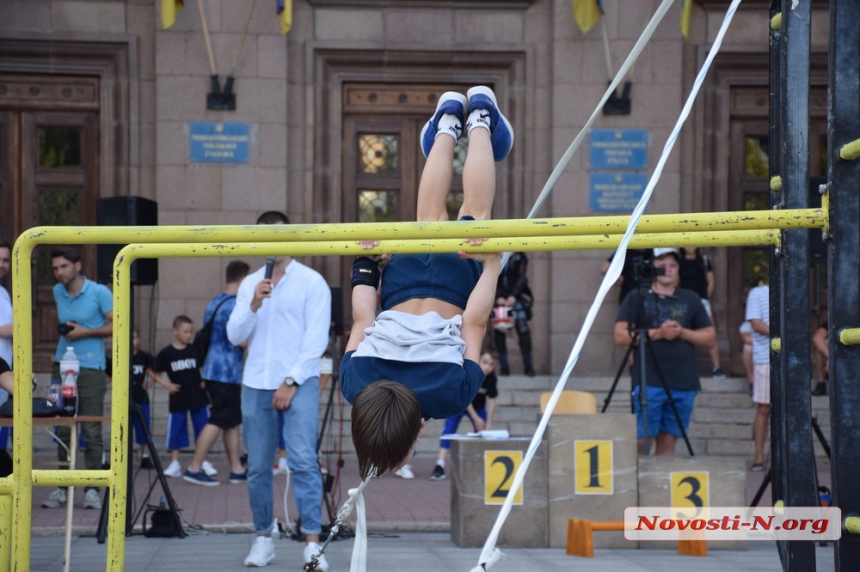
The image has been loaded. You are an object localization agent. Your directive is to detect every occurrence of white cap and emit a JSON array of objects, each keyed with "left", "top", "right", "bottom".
[{"left": 653, "top": 247, "right": 680, "bottom": 260}]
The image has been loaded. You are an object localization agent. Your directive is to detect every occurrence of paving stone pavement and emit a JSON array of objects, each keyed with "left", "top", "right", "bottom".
[{"left": 20, "top": 454, "right": 835, "bottom": 571}]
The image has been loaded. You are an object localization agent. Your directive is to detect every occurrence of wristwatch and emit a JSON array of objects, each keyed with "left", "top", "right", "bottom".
[{"left": 283, "top": 377, "right": 298, "bottom": 387}]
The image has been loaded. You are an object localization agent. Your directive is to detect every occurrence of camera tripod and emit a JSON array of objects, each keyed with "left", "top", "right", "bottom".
[
  {"left": 95, "top": 402, "right": 184, "bottom": 541},
  {"left": 601, "top": 280, "right": 695, "bottom": 456},
  {"left": 749, "top": 416, "right": 831, "bottom": 508}
]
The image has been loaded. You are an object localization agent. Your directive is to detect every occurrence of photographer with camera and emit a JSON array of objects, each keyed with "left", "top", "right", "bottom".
[
  {"left": 42, "top": 247, "right": 113, "bottom": 511},
  {"left": 613, "top": 248, "right": 715, "bottom": 456}
]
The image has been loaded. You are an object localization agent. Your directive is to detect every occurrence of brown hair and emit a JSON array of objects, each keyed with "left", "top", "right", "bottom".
[
  {"left": 351, "top": 380, "right": 422, "bottom": 480},
  {"left": 172, "top": 315, "right": 193, "bottom": 329}
]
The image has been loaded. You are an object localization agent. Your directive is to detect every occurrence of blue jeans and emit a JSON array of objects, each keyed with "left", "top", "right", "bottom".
[{"left": 242, "top": 381, "right": 322, "bottom": 536}]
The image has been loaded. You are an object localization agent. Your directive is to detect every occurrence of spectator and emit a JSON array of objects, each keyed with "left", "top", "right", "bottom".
[
  {"left": 182, "top": 261, "right": 250, "bottom": 487},
  {"left": 0, "top": 357, "right": 11, "bottom": 395},
  {"left": 739, "top": 319, "right": 754, "bottom": 394},
  {"left": 0, "top": 241, "right": 12, "bottom": 451},
  {"left": 227, "top": 211, "right": 331, "bottom": 570},
  {"left": 130, "top": 329, "right": 156, "bottom": 469},
  {"left": 494, "top": 252, "right": 535, "bottom": 376},
  {"left": 42, "top": 247, "right": 113, "bottom": 512},
  {"left": 745, "top": 281, "right": 770, "bottom": 471},
  {"left": 600, "top": 248, "right": 651, "bottom": 304},
  {"left": 812, "top": 322, "right": 828, "bottom": 396},
  {"left": 678, "top": 247, "right": 725, "bottom": 378},
  {"left": 340, "top": 86, "right": 509, "bottom": 484},
  {"left": 429, "top": 350, "right": 498, "bottom": 481},
  {"left": 151, "top": 316, "right": 211, "bottom": 480},
  {"left": 613, "top": 248, "right": 716, "bottom": 456}
]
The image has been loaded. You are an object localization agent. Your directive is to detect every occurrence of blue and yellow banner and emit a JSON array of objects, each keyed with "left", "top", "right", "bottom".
[
  {"left": 161, "top": 0, "right": 184, "bottom": 30},
  {"left": 573, "top": 0, "right": 604, "bottom": 35}
]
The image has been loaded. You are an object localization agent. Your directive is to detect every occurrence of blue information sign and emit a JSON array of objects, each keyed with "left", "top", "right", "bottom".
[
  {"left": 589, "top": 129, "right": 648, "bottom": 170},
  {"left": 189, "top": 122, "right": 250, "bottom": 163},
  {"left": 589, "top": 172, "right": 648, "bottom": 213}
]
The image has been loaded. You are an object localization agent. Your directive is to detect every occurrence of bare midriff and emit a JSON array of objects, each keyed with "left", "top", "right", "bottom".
[{"left": 389, "top": 298, "right": 462, "bottom": 320}]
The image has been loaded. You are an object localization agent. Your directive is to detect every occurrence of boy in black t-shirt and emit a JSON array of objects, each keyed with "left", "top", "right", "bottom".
[
  {"left": 152, "top": 316, "right": 211, "bottom": 480},
  {"left": 131, "top": 329, "right": 156, "bottom": 469}
]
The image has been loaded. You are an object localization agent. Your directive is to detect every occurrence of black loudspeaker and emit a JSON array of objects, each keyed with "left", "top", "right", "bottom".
[
  {"left": 808, "top": 176, "right": 827, "bottom": 264},
  {"left": 96, "top": 196, "right": 159, "bottom": 285},
  {"left": 330, "top": 285, "right": 344, "bottom": 336}
]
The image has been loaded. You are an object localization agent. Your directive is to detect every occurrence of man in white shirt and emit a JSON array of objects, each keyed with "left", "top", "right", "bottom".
[{"left": 226, "top": 211, "right": 331, "bottom": 570}]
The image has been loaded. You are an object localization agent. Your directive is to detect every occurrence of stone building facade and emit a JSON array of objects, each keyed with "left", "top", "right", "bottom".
[{"left": 0, "top": 0, "right": 830, "bottom": 377}]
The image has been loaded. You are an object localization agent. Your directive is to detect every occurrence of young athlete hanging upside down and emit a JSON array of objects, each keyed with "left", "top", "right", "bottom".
[{"left": 340, "top": 85, "right": 514, "bottom": 480}]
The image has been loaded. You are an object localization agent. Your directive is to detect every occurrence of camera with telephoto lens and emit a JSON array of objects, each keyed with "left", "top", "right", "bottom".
[
  {"left": 632, "top": 255, "right": 665, "bottom": 285},
  {"left": 57, "top": 323, "right": 74, "bottom": 336}
]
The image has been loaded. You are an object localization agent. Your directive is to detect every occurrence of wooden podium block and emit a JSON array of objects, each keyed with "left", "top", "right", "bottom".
[
  {"left": 450, "top": 438, "right": 548, "bottom": 548},
  {"left": 547, "top": 414, "right": 639, "bottom": 548},
  {"left": 638, "top": 456, "right": 747, "bottom": 550}
]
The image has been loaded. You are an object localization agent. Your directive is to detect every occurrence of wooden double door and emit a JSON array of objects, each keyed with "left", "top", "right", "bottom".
[{"left": 0, "top": 74, "right": 100, "bottom": 370}]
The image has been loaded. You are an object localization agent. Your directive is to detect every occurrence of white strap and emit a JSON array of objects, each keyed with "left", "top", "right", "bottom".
[{"left": 474, "top": 0, "right": 743, "bottom": 568}]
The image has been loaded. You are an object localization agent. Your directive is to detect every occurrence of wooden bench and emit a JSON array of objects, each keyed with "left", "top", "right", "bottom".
[{"left": 566, "top": 518, "right": 707, "bottom": 557}]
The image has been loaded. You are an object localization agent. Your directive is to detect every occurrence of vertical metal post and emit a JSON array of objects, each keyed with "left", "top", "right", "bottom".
[
  {"left": 827, "top": 0, "right": 860, "bottom": 568},
  {"left": 767, "top": 2, "right": 787, "bottom": 566},
  {"left": 779, "top": 1, "right": 817, "bottom": 570}
]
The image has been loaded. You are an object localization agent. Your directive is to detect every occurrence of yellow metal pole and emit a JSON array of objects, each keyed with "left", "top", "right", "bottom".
[
  {"left": 15, "top": 208, "right": 823, "bottom": 246},
  {"left": 839, "top": 138, "right": 860, "bottom": 161},
  {"left": 771, "top": 12, "right": 782, "bottom": 30},
  {"left": 10, "top": 239, "right": 35, "bottom": 572},
  {"left": 839, "top": 327, "right": 860, "bottom": 346},
  {"left": 105, "top": 253, "right": 133, "bottom": 570},
  {"left": 109, "top": 230, "right": 780, "bottom": 261},
  {"left": 0, "top": 495, "right": 10, "bottom": 570}
]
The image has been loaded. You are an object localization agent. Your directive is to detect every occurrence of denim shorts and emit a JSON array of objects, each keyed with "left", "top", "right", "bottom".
[
  {"left": 632, "top": 385, "right": 697, "bottom": 439},
  {"left": 380, "top": 253, "right": 482, "bottom": 311}
]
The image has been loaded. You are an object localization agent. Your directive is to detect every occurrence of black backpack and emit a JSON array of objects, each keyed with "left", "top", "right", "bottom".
[{"left": 192, "top": 295, "right": 236, "bottom": 364}]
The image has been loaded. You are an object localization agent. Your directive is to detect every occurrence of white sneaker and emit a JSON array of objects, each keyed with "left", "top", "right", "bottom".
[
  {"left": 303, "top": 542, "right": 329, "bottom": 571},
  {"left": 202, "top": 460, "right": 218, "bottom": 477},
  {"left": 272, "top": 458, "right": 288, "bottom": 476},
  {"left": 41, "top": 487, "right": 67, "bottom": 508},
  {"left": 244, "top": 536, "right": 275, "bottom": 567},
  {"left": 164, "top": 460, "right": 182, "bottom": 478},
  {"left": 83, "top": 488, "right": 102, "bottom": 510},
  {"left": 394, "top": 464, "right": 414, "bottom": 479}
]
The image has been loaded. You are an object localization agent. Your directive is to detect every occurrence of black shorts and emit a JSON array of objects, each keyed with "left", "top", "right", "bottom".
[{"left": 205, "top": 380, "right": 242, "bottom": 429}]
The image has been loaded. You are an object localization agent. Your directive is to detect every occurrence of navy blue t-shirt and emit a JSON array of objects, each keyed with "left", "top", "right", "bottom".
[
  {"left": 131, "top": 350, "right": 155, "bottom": 405},
  {"left": 616, "top": 287, "right": 712, "bottom": 391},
  {"left": 340, "top": 351, "right": 485, "bottom": 420}
]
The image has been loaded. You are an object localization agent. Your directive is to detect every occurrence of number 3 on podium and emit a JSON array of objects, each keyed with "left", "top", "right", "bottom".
[{"left": 484, "top": 451, "right": 524, "bottom": 505}]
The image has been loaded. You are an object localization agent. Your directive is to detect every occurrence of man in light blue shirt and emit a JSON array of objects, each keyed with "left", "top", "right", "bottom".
[{"left": 42, "top": 247, "right": 113, "bottom": 511}]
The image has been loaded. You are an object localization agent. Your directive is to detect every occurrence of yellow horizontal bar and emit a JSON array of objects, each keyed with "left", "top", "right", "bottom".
[
  {"left": 840, "top": 139, "right": 860, "bottom": 161},
  {"left": 771, "top": 12, "right": 782, "bottom": 30},
  {"left": 31, "top": 469, "right": 112, "bottom": 488},
  {"left": 846, "top": 516, "right": 860, "bottom": 535},
  {"left": 839, "top": 328, "right": 860, "bottom": 346},
  {"left": 770, "top": 176, "right": 782, "bottom": 191},
  {"left": 771, "top": 338, "right": 781, "bottom": 353},
  {"left": 115, "top": 230, "right": 781, "bottom": 260},
  {"left": 15, "top": 209, "right": 822, "bottom": 248}
]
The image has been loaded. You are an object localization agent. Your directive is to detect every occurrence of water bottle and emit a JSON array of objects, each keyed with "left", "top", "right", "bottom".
[
  {"left": 59, "top": 346, "right": 79, "bottom": 417},
  {"left": 47, "top": 379, "right": 62, "bottom": 407}
]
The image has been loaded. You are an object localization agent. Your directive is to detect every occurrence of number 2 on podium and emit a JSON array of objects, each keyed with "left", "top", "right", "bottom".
[{"left": 484, "top": 451, "right": 524, "bottom": 505}]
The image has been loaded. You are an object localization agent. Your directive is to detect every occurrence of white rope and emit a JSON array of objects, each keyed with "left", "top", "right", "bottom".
[
  {"left": 472, "top": 0, "right": 743, "bottom": 569},
  {"left": 314, "top": 471, "right": 374, "bottom": 572},
  {"left": 525, "top": 0, "right": 675, "bottom": 221}
]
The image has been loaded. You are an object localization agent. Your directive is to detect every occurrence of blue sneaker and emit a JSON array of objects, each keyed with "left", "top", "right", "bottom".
[
  {"left": 182, "top": 469, "right": 219, "bottom": 486},
  {"left": 466, "top": 86, "right": 514, "bottom": 161},
  {"left": 228, "top": 471, "right": 248, "bottom": 484},
  {"left": 420, "top": 91, "right": 467, "bottom": 158}
]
